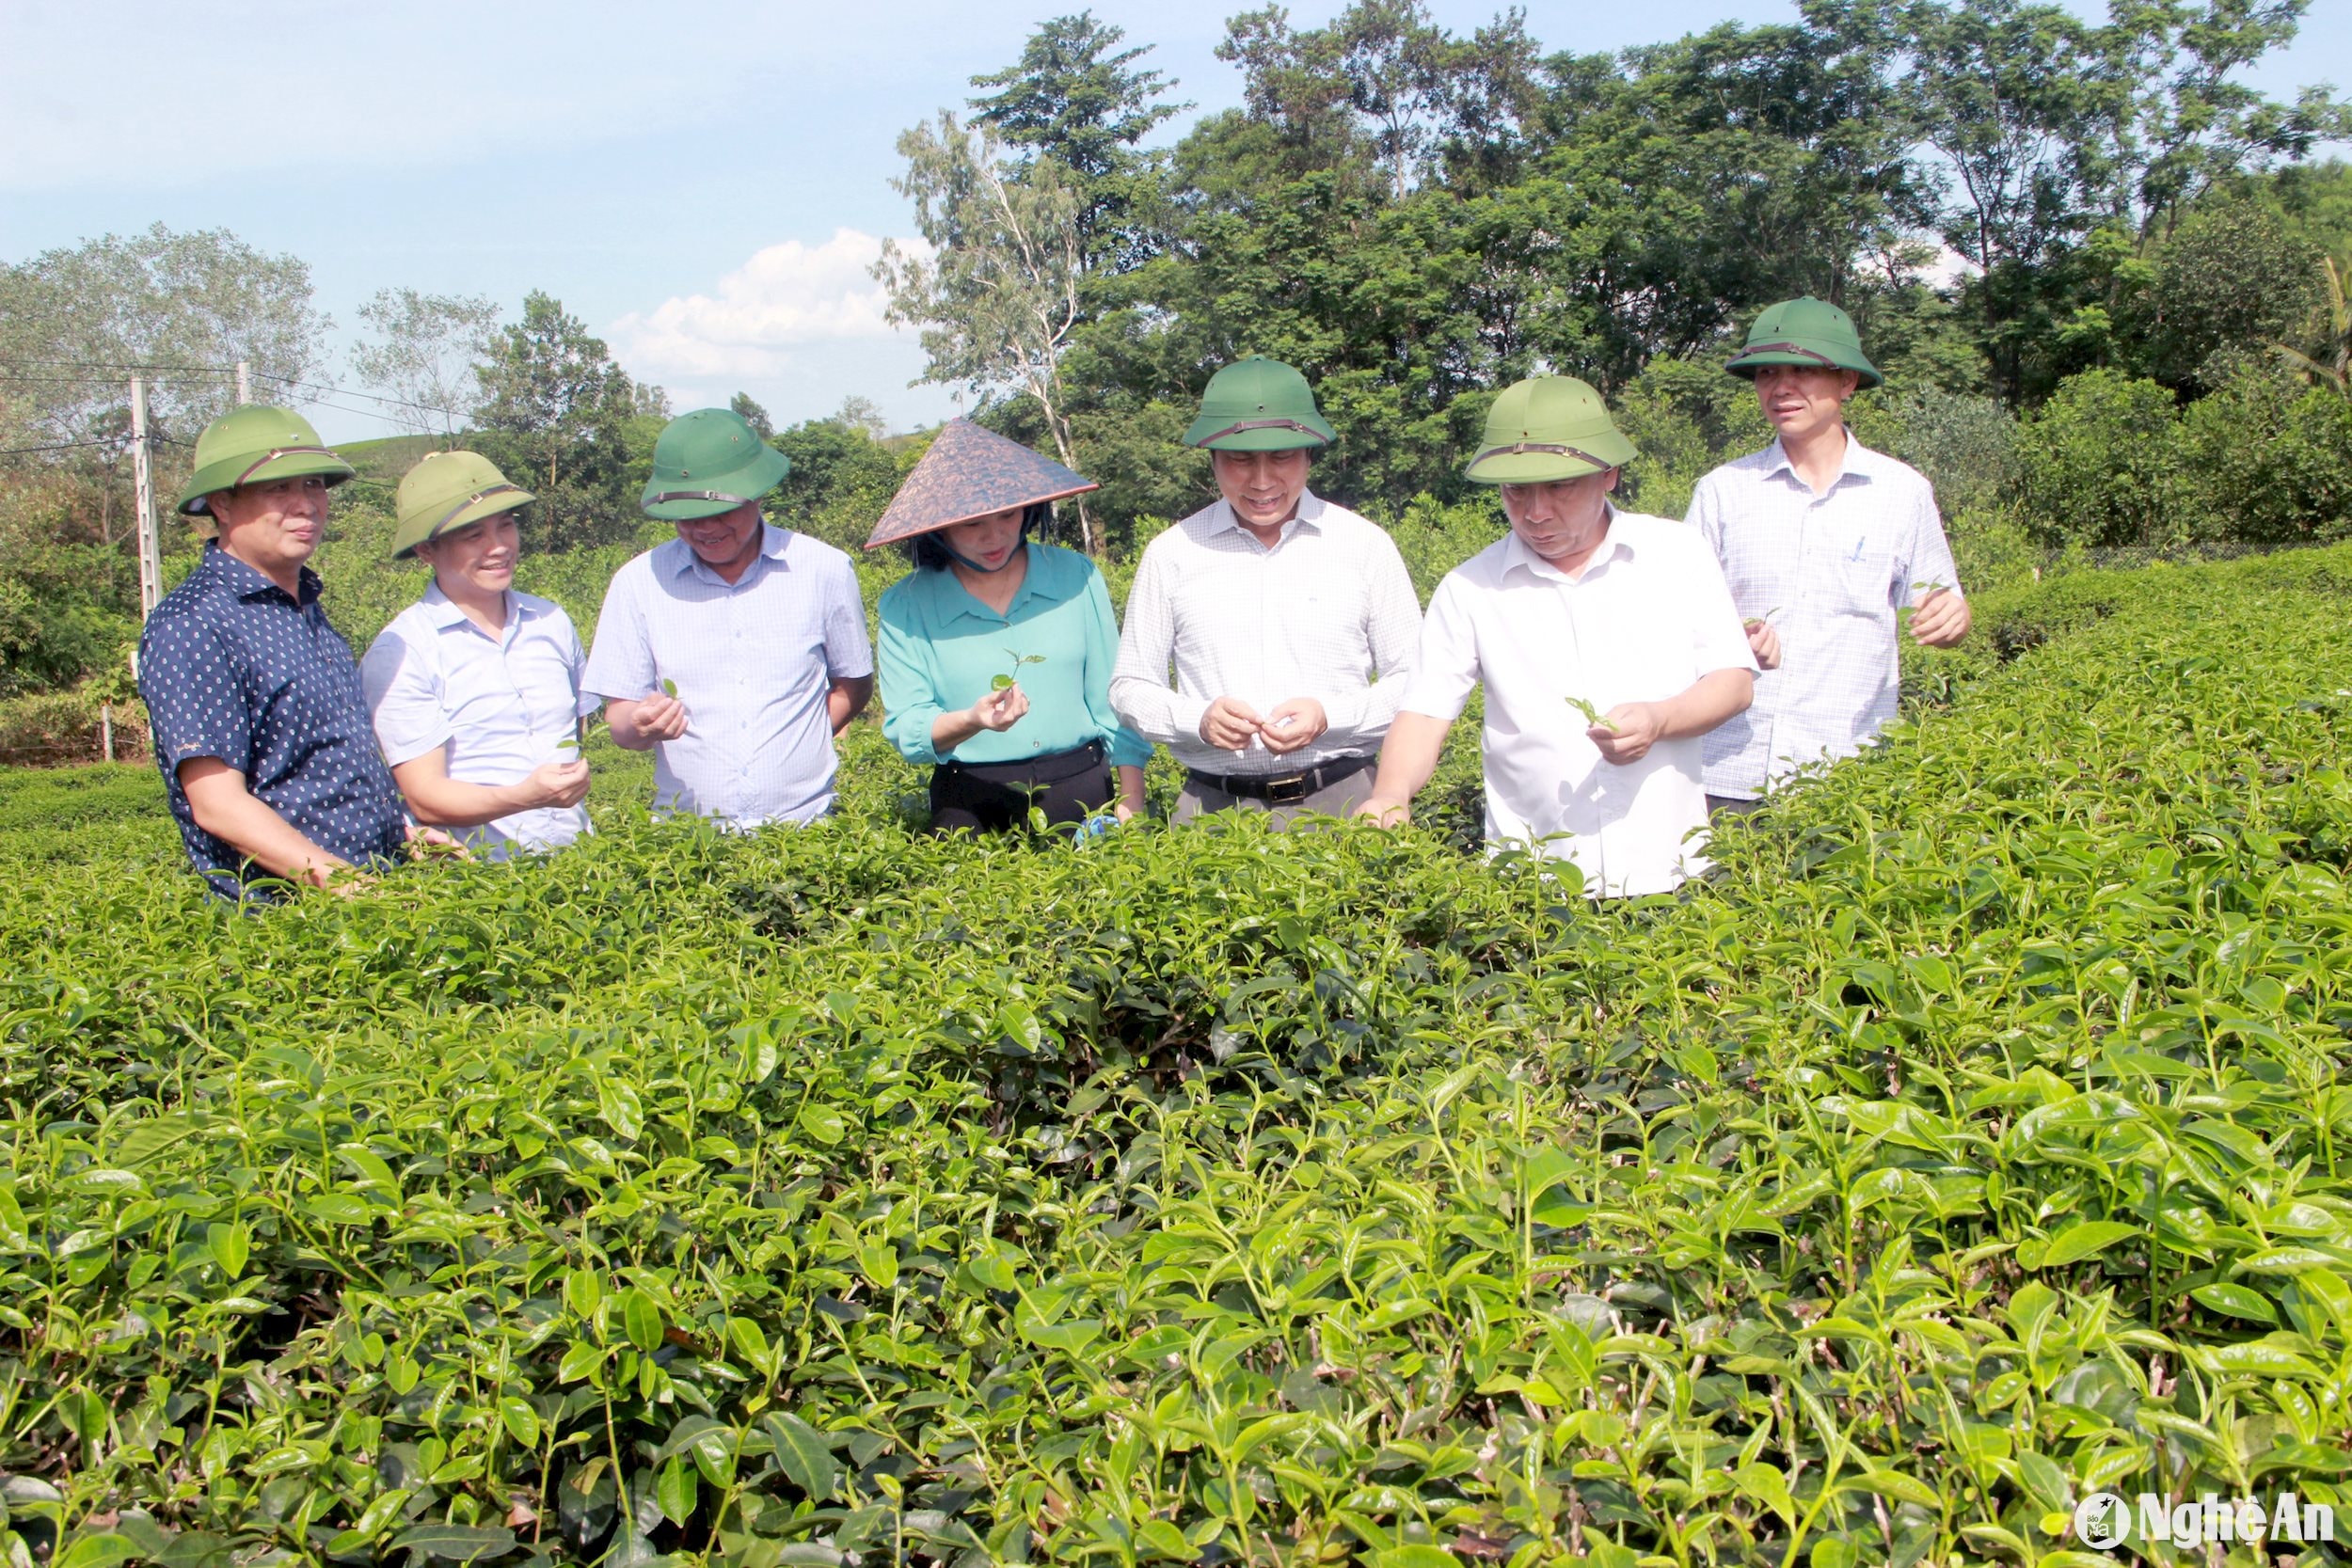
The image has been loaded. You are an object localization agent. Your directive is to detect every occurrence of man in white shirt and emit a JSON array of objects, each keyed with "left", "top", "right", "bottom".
[
  {"left": 582, "top": 408, "right": 874, "bottom": 827},
  {"left": 1692, "top": 296, "right": 1970, "bottom": 814},
  {"left": 1109, "top": 356, "right": 1422, "bottom": 821},
  {"left": 1357, "top": 377, "right": 1756, "bottom": 897},
  {"left": 362, "top": 451, "right": 596, "bottom": 858}
]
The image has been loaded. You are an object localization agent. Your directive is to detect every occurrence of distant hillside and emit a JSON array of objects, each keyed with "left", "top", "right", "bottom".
[{"left": 337, "top": 434, "right": 449, "bottom": 483}]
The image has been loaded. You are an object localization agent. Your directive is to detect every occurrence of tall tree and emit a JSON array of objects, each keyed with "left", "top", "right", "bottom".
[
  {"left": 469, "top": 292, "right": 661, "bottom": 548},
  {"left": 969, "top": 11, "right": 1186, "bottom": 272},
  {"left": 1214, "top": 1, "right": 1540, "bottom": 199},
  {"left": 0, "top": 224, "right": 329, "bottom": 453},
  {"left": 350, "top": 288, "right": 499, "bottom": 437},
  {"left": 875, "top": 113, "right": 1099, "bottom": 551},
  {"left": 729, "top": 391, "right": 774, "bottom": 439}
]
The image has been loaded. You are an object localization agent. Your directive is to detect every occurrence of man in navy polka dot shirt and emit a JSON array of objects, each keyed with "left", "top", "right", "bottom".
[{"left": 137, "top": 406, "right": 414, "bottom": 898}]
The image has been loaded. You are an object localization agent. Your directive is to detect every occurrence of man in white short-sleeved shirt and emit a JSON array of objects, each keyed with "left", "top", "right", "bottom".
[
  {"left": 1110, "top": 357, "right": 1422, "bottom": 822},
  {"left": 362, "top": 451, "right": 597, "bottom": 859},
  {"left": 1358, "top": 377, "right": 1756, "bottom": 897},
  {"left": 1693, "top": 296, "right": 1970, "bottom": 811},
  {"left": 582, "top": 408, "right": 873, "bottom": 828}
]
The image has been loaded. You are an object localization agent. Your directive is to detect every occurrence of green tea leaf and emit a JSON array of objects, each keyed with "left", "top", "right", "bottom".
[
  {"left": 386, "top": 1525, "right": 520, "bottom": 1562},
  {"left": 500, "top": 1395, "right": 541, "bottom": 1448},
  {"left": 2039, "top": 1219, "right": 2137, "bottom": 1267},
  {"left": 206, "top": 1220, "right": 249, "bottom": 1279},
  {"left": 2191, "top": 1282, "right": 2278, "bottom": 1323},
  {"left": 656, "top": 1454, "right": 698, "bottom": 1525},
  {"left": 620, "top": 1288, "right": 663, "bottom": 1353},
  {"left": 764, "top": 1411, "right": 839, "bottom": 1502}
]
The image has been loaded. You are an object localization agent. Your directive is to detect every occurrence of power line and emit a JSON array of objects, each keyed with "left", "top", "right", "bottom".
[
  {"left": 0, "top": 438, "right": 121, "bottom": 456},
  {"left": 3, "top": 357, "right": 469, "bottom": 420}
]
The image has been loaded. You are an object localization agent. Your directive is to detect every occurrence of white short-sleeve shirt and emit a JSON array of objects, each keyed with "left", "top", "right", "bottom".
[
  {"left": 1690, "top": 435, "right": 1963, "bottom": 799},
  {"left": 360, "top": 585, "right": 598, "bottom": 857},
  {"left": 1399, "top": 509, "right": 1756, "bottom": 897},
  {"left": 580, "top": 525, "right": 874, "bottom": 828}
]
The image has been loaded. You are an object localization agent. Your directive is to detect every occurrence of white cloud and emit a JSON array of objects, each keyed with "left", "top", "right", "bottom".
[{"left": 607, "top": 230, "right": 923, "bottom": 384}]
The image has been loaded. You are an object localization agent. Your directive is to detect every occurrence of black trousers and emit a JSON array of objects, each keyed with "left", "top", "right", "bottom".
[{"left": 929, "top": 740, "right": 1112, "bottom": 834}]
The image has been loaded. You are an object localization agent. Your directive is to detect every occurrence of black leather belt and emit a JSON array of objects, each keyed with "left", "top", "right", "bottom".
[{"left": 1185, "top": 752, "right": 1374, "bottom": 804}]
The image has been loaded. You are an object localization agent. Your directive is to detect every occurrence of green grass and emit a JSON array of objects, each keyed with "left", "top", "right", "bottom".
[{"left": 3, "top": 548, "right": 2350, "bottom": 1566}]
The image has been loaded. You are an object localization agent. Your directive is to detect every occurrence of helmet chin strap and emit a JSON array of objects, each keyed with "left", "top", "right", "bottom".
[{"left": 945, "top": 535, "right": 1025, "bottom": 574}]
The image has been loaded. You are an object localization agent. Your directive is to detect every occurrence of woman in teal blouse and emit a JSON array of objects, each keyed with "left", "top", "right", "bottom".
[{"left": 867, "top": 421, "right": 1150, "bottom": 832}]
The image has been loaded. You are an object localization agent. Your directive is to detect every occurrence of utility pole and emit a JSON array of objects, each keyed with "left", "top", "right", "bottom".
[
  {"left": 132, "top": 375, "right": 163, "bottom": 622},
  {"left": 236, "top": 359, "right": 251, "bottom": 404}
]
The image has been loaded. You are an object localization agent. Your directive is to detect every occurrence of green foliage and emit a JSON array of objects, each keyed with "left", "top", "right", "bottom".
[
  {"left": 2013, "top": 368, "right": 2184, "bottom": 546},
  {"left": 767, "top": 415, "right": 909, "bottom": 555},
  {"left": 2171, "top": 360, "right": 2352, "bottom": 545},
  {"left": 469, "top": 292, "right": 667, "bottom": 550},
  {"left": 2014, "top": 359, "right": 2352, "bottom": 547},
  {"left": 7, "top": 548, "right": 2352, "bottom": 1566}
]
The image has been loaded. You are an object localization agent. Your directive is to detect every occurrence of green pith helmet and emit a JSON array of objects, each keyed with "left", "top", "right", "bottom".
[
  {"left": 392, "top": 451, "right": 535, "bottom": 558},
  {"left": 641, "top": 408, "right": 792, "bottom": 520},
  {"left": 1464, "top": 377, "right": 1638, "bottom": 484},
  {"left": 1724, "top": 296, "right": 1883, "bottom": 388},
  {"left": 175, "top": 405, "right": 355, "bottom": 515},
  {"left": 1180, "top": 356, "right": 1337, "bottom": 451}
]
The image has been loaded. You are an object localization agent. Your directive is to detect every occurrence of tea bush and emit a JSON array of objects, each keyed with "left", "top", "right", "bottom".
[{"left": 5, "top": 547, "right": 2352, "bottom": 1567}]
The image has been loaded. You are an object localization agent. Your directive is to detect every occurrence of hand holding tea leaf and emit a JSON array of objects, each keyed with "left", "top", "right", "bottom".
[
  {"left": 1903, "top": 578, "right": 1970, "bottom": 648},
  {"left": 1740, "top": 608, "right": 1783, "bottom": 669},
  {"left": 624, "top": 678, "right": 690, "bottom": 744},
  {"left": 992, "top": 649, "right": 1047, "bottom": 692},
  {"left": 1565, "top": 693, "right": 1620, "bottom": 732},
  {"left": 965, "top": 680, "right": 1030, "bottom": 735}
]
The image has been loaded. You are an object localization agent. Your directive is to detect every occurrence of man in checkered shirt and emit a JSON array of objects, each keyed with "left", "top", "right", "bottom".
[{"left": 1691, "top": 297, "right": 1971, "bottom": 815}]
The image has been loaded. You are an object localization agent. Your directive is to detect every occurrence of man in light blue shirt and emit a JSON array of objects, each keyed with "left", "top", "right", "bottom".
[{"left": 582, "top": 409, "right": 874, "bottom": 827}]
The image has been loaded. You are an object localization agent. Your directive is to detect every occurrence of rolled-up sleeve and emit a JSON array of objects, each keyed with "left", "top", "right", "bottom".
[
  {"left": 1108, "top": 543, "right": 1208, "bottom": 746},
  {"left": 1080, "top": 566, "right": 1152, "bottom": 768},
  {"left": 358, "top": 626, "right": 452, "bottom": 768},
  {"left": 1322, "top": 533, "right": 1421, "bottom": 745},
  {"left": 876, "top": 589, "right": 947, "bottom": 767},
  {"left": 1397, "top": 574, "right": 1483, "bottom": 723},
  {"left": 580, "top": 569, "right": 655, "bottom": 702},
  {"left": 138, "top": 614, "right": 253, "bottom": 778}
]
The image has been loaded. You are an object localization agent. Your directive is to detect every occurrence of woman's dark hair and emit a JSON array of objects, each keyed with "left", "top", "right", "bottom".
[{"left": 904, "top": 501, "right": 1050, "bottom": 571}]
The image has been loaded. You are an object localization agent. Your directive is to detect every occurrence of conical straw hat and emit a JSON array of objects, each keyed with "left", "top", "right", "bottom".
[{"left": 864, "top": 420, "right": 1097, "bottom": 548}]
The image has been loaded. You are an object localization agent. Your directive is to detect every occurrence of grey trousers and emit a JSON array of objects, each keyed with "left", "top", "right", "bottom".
[
  {"left": 1707, "top": 794, "right": 1765, "bottom": 820},
  {"left": 1175, "top": 763, "right": 1377, "bottom": 826}
]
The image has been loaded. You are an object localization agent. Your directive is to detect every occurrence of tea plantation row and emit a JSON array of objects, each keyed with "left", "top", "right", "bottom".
[{"left": 4, "top": 548, "right": 2351, "bottom": 1567}]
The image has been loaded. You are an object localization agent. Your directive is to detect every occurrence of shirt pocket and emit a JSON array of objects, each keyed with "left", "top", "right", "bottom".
[{"left": 1832, "top": 539, "right": 1899, "bottom": 617}]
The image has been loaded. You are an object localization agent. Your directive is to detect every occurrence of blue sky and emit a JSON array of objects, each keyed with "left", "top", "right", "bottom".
[{"left": 4, "top": 0, "right": 2344, "bottom": 442}]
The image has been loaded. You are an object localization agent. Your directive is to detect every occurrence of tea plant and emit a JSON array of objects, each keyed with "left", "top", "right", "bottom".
[
  {"left": 993, "top": 652, "right": 1048, "bottom": 692},
  {"left": 4, "top": 546, "right": 2350, "bottom": 1566}
]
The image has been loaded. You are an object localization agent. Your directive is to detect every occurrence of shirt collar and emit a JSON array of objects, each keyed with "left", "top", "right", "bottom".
[
  {"left": 671, "top": 521, "right": 793, "bottom": 583},
  {"left": 937, "top": 543, "right": 1055, "bottom": 626},
  {"left": 1763, "top": 429, "right": 1883, "bottom": 489},
  {"left": 1501, "top": 505, "right": 1636, "bottom": 582},
  {"left": 206, "top": 541, "right": 321, "bottom": 606},
  {"left": 421, "top": 580, "right": 536, "bottom": 634},
  {"left": 1210, "top": 488, "right": 1327, "bottom": 541}
]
